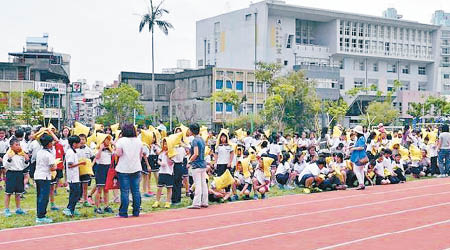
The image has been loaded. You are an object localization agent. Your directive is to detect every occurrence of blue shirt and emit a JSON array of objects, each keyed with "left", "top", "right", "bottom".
[
  {"left": 350, "top": 136, "right": 367, "bottom": 164},
  {"left": 190, "top": 136, "right": 206, "bottom": 169}
]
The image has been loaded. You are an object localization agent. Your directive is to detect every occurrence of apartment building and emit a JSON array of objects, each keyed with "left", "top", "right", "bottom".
[{"left": 196, "top": 0, "right": 446, "bottom": 123}]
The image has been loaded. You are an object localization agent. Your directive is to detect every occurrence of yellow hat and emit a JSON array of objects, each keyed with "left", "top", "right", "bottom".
[
  {"left": 175, "top": 123, "right": 189, "bottom": 142},
  {"left": 164, "top": 132, "right": 183, "bottom": 158},
  {"left": 141, "top": 129, "right": 154, "bottom": 146},
  {"left": 73, "top": 122, "right": 90, "bottom": 136},
  {"left": 234, "top": 128, "right": 246, "bottom": 141},
  {"left": 264, "top": 129, "right": 271, "bottom": 139},
  {"left": 398, "top": 146, "right": 409, "bottom": 161},
  {"left": 113, "top": 130, "right": 121, "bottom": 139},
  {"left": 111, "top": 123, "right": 120, "bottom": 133},
  {"left": 262, "top": 157, "right": 274, "bottom": 177},
  {"left": 213, "top": 169, "right": 235, "bottom": 190},
  {"left": 94, "top": 124, "right": 104, "bottom": 132},
  {"left": 96, "top": 133, "right": 112, "bottom": 147},
  {"left": 87, "top": 132, "right": 97, "bottom": 147},
  {"left": 48, "top": 123, "right": 57, "bottom": 132},
  {"left": 240, "top": 157, "right": 251, "bottom": 178},
  {"left": 33, "top": 128, "right": 48, "bottom": 141},
  {"left": 332, "top": 126, "right": 342, "bottom": 138},
  {"left": 216, "top": 129, "right": 230, "bottom": 146},
  {"left": 79, "top": 158, "right": 94, "bottom": 176},
  {"left": 409, "top": 144, "right": 422, "bottom": 162}
]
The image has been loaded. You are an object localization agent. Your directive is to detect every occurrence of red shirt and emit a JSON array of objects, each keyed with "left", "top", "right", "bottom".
[{"left": 55, "top": 142, "right": 65, "bottom": 170}]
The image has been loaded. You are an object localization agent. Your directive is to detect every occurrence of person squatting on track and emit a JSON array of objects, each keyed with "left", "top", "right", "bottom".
[{"left": 1, "top": 121, "right": 449, "bottom": 224}]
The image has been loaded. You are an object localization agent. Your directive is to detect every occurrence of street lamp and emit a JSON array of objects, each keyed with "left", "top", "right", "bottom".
[{"left": 169, "top": 86, "right": 180, "bottom": 132}]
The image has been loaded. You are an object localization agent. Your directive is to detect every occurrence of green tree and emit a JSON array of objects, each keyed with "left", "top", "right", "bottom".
[
  {"left": 97, "top": 84, "right": 144, "bottom": 124},
  {"left": 407, "top": 102, "right": 431, "bottom": 120},
  {"left": 207, "top": 90, "right": 242, "bottom": 127},
  {"left": 139, "top": 0, "right": 173, "bottom": 118},
  {"left": 324, "top": 98, "right": 349, "bottom": 128},
  {"left": 225, "top": 114, "right": 263, "bottom": 131},
  {"left": 426, "top": 96, "right": 447, "bottom": 116},
  {"left": 20, "top": 89, "right": 44, "bottom": 125},
  {"left": 363, "top": 102, "right": 399, "bottom": 127}
]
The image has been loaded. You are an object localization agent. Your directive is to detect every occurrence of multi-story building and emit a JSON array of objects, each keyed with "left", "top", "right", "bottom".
[
  {"left": 5, "top": 34, "right": 70, "bottom": 128},
  {"left": 196, "top": 0, "right": 446, "bottom": 124},
  {"left": 432, "top": 11, "right": 450, "bottom": 97},
  {"left": 119, "top": 66, "right": 267, "bottom": 130}
]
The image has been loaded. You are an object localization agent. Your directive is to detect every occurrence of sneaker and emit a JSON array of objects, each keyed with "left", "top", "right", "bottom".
[
  {"left": 233, "top": 194, "right": 239, "bottom": 201},
  {"left": 51, "top": 204, "right": 59, "bottom": 211},
  {"left": 83, "top": 201, "right": 92, "bottom": 207},
  {"left": 261, "top": 194, "right": 267, "bottom": 199},
  {"left": 73, "top": 210, "right": 80, "bottom": 216},
  {"left": 62, "top": 208, "right": 73, "bottom": 217},
  {"left": 356, "top": 185, "right": 366, "bottom": 190},
  {"left": 152, "top": 201, "right": 160, "bottom": 208},
  {"left": 187, "top": 205, "right": 201, "bottom": 209},
  {"left": 104, "top": 207, "right": 114, "bottom": 213},
  {"left": 164, "top": 202, "right": 171, "bottom": 208},
  {"left": 172, "top": 202, "right": 181, "bottom": 206},
  {"left": 94, "top": 208, "right": 104, "bottom": 214},
  {"left": 285, "top": 185, "right": 295, "bottom": 190},
  {"left": 253, "top": 194, "right": 259, "bottom": 200},
  {"left": 4, "top": 208, "right": 12, "bottom": 217},
  {"left": 200, "top": 204, "right": 209, "bottom": 208},
  {"left": 15, "top": 208, "right": 27, "bottom": 215},
  {"left": 35, "top": 217, "right": 53, "bottom": 224},
  {"left": 278, "top": 184, "right": 285, "bottom": 190}
]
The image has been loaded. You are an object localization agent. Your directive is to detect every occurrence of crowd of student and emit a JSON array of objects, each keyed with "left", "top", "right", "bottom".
[{"left": 1, "top": 120, "right": 449, "bottom": 224}]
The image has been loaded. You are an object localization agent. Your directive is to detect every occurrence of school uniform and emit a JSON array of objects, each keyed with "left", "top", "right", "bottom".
[
  {"left": 141, "top": 145, "right": 150, "bottom": 175},
  {"left": 158, "top": 152, "right": 174, "bottom": 188},
  {"left": 383, "top": 157, "right": 400, "bottom": 184},
  {"left": 66, "top": 148, "right": 81, "bottom": 214},
  {"left": 234, "top": 171, "right": 252, "bottom": 192},
  {"left": 393, "top": 160, "right": 406, "bottom": 182},
  {"left": 298, "top": 163, "right": 320, "bottom": 186},
  {"left": 27, "top": 140, "right": 41, "bottom": 179},
  {"left": 34, "top": 148, "right": 55, "bottom": 219},
  {"left": 427, "top": 144, "right": 438, "bottom": 175},
  {"left": 215, "top": 144, "right": 233, "bottom": 177},
  {"left": 254, "top": 168, "right": 269, "bottom": 192},
  {"left": 77, "top": 145, "right": 94, "bottom": 184},
  {"left": 3, "top": 152, "right": 28, "bottom": 195},
  {"left": 148, "top": 144, "right": 160, "bottom": 172},
  {"left": 374, "top": 161, "right": 387, "bottom": 185},
  {"left": 171, "top": 146, "right": 186, "bottom": 204},
  {"left": 95, "top": 149, "right": 112, "bottom": 186},
  {"left": 0, "top": 138, "right": 8, "bottom": 169},
  {"left": 275, "top": 162, "right": 290, "bottom": 185},
  {"left": 268, "top": 143, "right": 281, "bottom": 167}
]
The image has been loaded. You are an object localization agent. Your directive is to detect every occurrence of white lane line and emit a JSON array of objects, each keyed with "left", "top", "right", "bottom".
[
  {"left": 193, "top": 202, "right": 450, "bottom": 250},
  {"left": 72, "top": 191, "right": 450, "bottom": 250},
  {"left": 0, "top": 182, "right": 446, "bottom": 245},
  {"left": 316, "top": 219, "right": 450, "bottom": 250}
]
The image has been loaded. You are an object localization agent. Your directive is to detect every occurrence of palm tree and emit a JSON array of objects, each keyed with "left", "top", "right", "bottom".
[{"left": 139, "top": 0, "right": 173, "bottom": 121}]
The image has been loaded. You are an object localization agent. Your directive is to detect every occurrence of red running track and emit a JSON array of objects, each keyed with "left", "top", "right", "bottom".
[{"left": 1, "top": 178, "right": 450, "bottom": 250}]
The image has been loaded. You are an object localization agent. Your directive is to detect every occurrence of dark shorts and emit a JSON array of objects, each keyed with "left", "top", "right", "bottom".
[
  {"left": 56, "top": 169, "right": 64, "bottom": 179},
  {"left": 80, "top": 174, "right": 91, "bottom": 183},
  {"left": 215, "top": 164, "right": 228, "bottom": 177},
  {"left": 237, "top": 182, "right": 252, "bottom": 192},
  {"left": 148, "top": 155, "right": 159, "bottom": 172},
  {"left": 141, "top": 159, "right": 149, "bottom": 175},
  {"left": 29, "top": 162, "right": 36, "bottom": 179},
  {"left": 375, "top": 175, "right": 388, "bottom": 185},
  {"left": 157, "top": 173, "right": 174, "bottom": 188},
  {"left": 182, "top": 164, "right": 188, "bottom": 177},
  {"left": 22, "top": 166, "right": 30, "bottom": 174},
  {"left": 0, "top": 153, "right": 4, "bottom": 168},
  {"left": 299, "top": 174, "right": 315, "bottom": 186},
  {"left": 276, "top": 172, "right": 290, "bottom": 185},
  {"left": 5, "top": 171, "right": 25, "bottom": 195},
  {"left": 95, "top": 164, "right": 109, "bottom": 186}
]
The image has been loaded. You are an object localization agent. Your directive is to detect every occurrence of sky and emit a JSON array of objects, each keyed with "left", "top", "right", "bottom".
[{"left": 0, "top": 0, "right": 448, "bottom": 85}]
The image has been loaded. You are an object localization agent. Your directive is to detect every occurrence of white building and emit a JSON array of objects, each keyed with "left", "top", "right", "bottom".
[
  {"left": 70, "top": 79, "right": 103, "bottom": 127},
  {"left": 196, "top": 0, "right": 447, "bottom": 123}
]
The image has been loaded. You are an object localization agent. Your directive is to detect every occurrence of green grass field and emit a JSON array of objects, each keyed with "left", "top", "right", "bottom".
[{"left": 0, "top": 175, "right": 431, "bottom": 229}]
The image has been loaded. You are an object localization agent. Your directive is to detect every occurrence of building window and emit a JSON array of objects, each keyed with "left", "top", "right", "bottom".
[
  {"left": 352, "top": 24, "right": 357, "bottom": 36},
  {"left": 418, "top": 66, "right": 426, "bottom": 75},
  {"left": 226, "top": 80, "right": 232, "bottom": 89},
  {"left": 339, "top": 59, "right": 344, "bottom": 69},
  {"left": 257, "top": 104, "right": 264, "bottom": 113},
  {"left": 387, "top": 64, "right": 397, "bottom": 73},
  {"left": 225, "top": 103, "right": 232, "bottom": 113},
  {"left": 247, "top": 104, "right": 254, "bottom": 114},
  {"left": 359, "top": 61, "right": 365, "bottom": 71},
  {"left": 373, "top": 63, "right": 378, "bottom": 72},
  {"left": 215, "top": 102, "right": 223, "bottom": 113},
  {"left": 216, "top": 80, "right": 223, "bottom": 90},
  {"left": 401, "top": 81, "right": 410, "bottom": 91},
  {"left": 162, "top": 106, "right": 169, "bottom": 117},
  {"left": 236, "top": 81, "right": 243, "bottom": 91},
  {"left": 354, "top": 80, "right": 364, "bottom": 88},
  {"left": 402, "top": 65, "right": 410, "bottom": 74},
  {"left": 419, "top": 82, "right": 427, "bottom": 91},
  {"left": 247, "top": 82, "right": 254, "bottom": 93},
  {"left": 157, "top": 84, "right": 166, "bottom": 96},
  {"left": 191, "top": 79, "right": 197, "bottom": 92},
  {"left": 207, "top": 41, "right": 210, "bottom": 54},
  {"left": 198, "top": 60, "right": 203, "bottom": 67},
  {"left": 284, "top": 60, "right": 288, "bottom": 66},
  {"left": 245, "top": 14, "right": 252, "bottom": 21},
  {"left": 135, "top": 84, "right": 143, "bottom": 94},
  {"left": 444, "top": 74, "right": 450, "bottom": 79},
  {"left": 257, "top": 83, "right": 264, "bottom": 93}
]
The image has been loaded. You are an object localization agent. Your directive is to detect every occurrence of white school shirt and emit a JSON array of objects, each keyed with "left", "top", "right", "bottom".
[
  {"left": 427, "top": 144, "right": 438, "bottom": 157},
  {"left": 297, "top": 138, "right": 309, "bottom": 148},
  {"left": 3, "top": 153, "right": 27, "bottom": 171},
  {"left": 234, "top": 171, "right": 251, "bottom": 184},
  {"left": 374, "top": 161, "right": 385, "bottom": 177},
  {"left": 172, "top": 146, "right": 186, "bottom": 163},
  {"left": 34, "top": 149, "right": 55, "bottom": 180},
  {"left": 0, "top": 138, "right": 8, "bottom": 154},
  {"left": 19, "top": 139, "right": 29, "bottom": 153},
  {"left": 298, "top": 163, "right": 320, "bottom": 181},
  {"left": 158, "top": 151, "right": 173, "bottom": 175},
  {"left": 275, "top": 162, "right": 290, "bottom": 175},
  {"left": 254, "top": 168, "right": 268, "bottom": 184},
  {"left": 60, "top": 138, "right": 70, "bottom": 152},
  {"left": 243, "top": 136, "right": 253, "bottom": 149},
  {"left": 96, "top": 149, "right": 112, "bottom": 165},
  {"left": 65, "top": 148, "right": 80, "bottom": 183},
  {"left": 293, "top": 161, "right": 307, "bottom": 174},
  {"left": 28, "top": 140, "right": 42, "bottom": 163},
  {"left": 149, "top": 144, "right": 161, "bottom": 155},
  {"left": 77, "top": 146, "right": 94, "bottom": 160},
  {"left": 383, "top": 157, "right": 394, "bottom": 174},
  {"left": 215, "top": 144, "right": 233, "bottom": 165},
  {"left": 268, "top": 143, "right": 281, "bottom": 155}
]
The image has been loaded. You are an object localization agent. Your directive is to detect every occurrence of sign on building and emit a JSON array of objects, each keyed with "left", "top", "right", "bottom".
[{"left": 72, "top": 82, "right": 82, "bottom": 93}]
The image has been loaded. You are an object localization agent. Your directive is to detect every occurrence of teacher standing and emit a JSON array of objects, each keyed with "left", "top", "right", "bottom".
[
  {"left": 187, "top": 123, "right": 208, "bottom": 209},
  {"left": 350, "top": 125, "right": 368, "bottom": 190},
  {"left": 115, "top": 123, "right": 143, "bottom": 217}
]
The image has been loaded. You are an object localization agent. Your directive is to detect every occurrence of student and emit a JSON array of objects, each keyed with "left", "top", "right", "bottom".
[
  {"left": 0, "top": 128, "right": 8, "bottom": 189},
  {"left": 383, "top": 149, "right": 400, "bottom": 184},
  {"left": 293, "top": 152, "right": 307, "bottom": 186},
  {"left": 63, "top": 136, "right": 85, "bottom": 217},
  {"left": 152, "top": 139, "right": 174, "bottom": 209},
  {"left": 141, "top": 143, "right": 151, "bottom": 197},
  {"left": 392, "top": 154, "right": 406, "bottom": 183},
  {"left": 297, "top": 157, "right": 326, "bottom": 192},
  {"left": 374, "top": 154, "right": 390, "bottom": 185},
  {"left": 148, "top": 134, "right": 161, "bottom": 196},
  {"left": 3, "top": 138, "right": 29, "bottom": 217},
  {"left": 252, "top": 157, "right": 270, "bottom": 199},
  {"left": 233, "top": 159, "right": 252, "bottom": 200},
  {"left": 94, "top": 135, "right": 114, "bottom": 214},
  {"left": 275, "top": 152, "right": 295, "bottom": 189},
  {"left": 214, "top": 132, "right": 234, "bottom": 177},
  {"left": 34, "top": 134, "right": 57, "bottom": 224},
  {"left": 365, "top": 161, "right": 376, "bottom": 186},
  {"left": 425, "top": 137, "right": 438, "bottom": 176},
  {"left": 171, "top": 143, "right": 187, "bottom": 205},
  {"left": 77, "top": 134, "right": 94, "bottom": 207}
]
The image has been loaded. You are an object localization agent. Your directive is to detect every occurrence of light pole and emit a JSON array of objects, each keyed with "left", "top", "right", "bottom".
[{"left": 169, "top": 86, "right": 180, "bottom": 132}]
